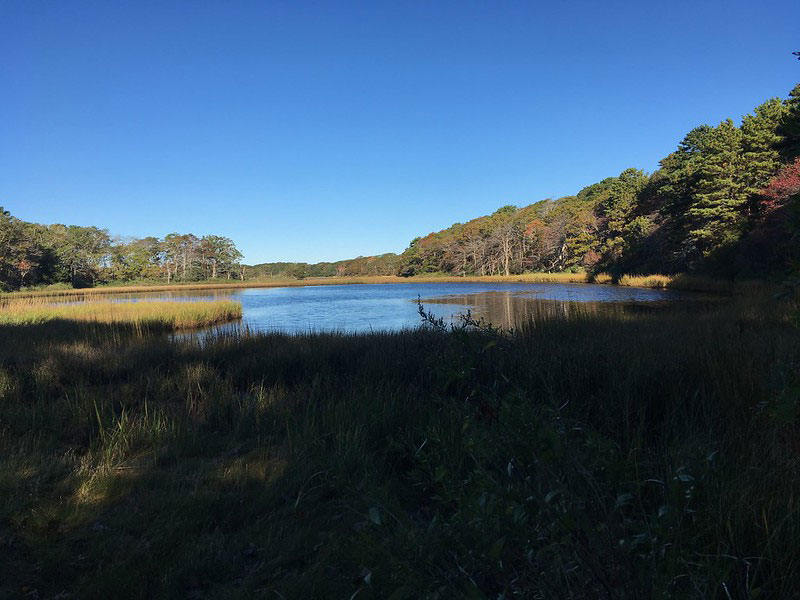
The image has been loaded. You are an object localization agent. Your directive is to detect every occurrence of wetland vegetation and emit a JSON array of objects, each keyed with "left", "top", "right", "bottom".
[
  {"left": 1, "top": 293, "right": 799, "bottom": 598},
  {"left": 0, "top": 299, "right": 242, "bottom": 331}
]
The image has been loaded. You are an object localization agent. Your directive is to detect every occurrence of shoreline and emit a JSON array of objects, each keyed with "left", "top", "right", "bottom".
[{"left": 0, "top": 272, "right": 775, "bottom": 300}]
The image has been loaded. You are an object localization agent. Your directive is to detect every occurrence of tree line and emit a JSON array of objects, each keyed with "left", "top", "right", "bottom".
[
  {"left": 248, "top": 254, "right": 401, "bottom": 279},
  {"left": 3, "top": 83, "right": 798, "bottom": 290},
  {"left": 397, "top": 84, "right": 800, "bottom": 279},
  {"left": 0, "top": 214, "right": 244, "bottom": 291}
]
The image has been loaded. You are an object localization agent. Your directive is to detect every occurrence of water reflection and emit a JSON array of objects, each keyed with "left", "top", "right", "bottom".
[
  {"left": 169, "top": 282, "right": 714, "bottom": 334},
  {"left": 8, "top": 283, "right": 719, "bottom": 334},
  {"left": 422, "top": 290, "right": 716, "bottom": 330}
]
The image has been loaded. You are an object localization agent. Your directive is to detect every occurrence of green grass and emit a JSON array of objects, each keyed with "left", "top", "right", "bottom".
[
  {"left": 0, "top": 300, "right": 242, "bottom": 330},
  {"left": 1, "top": 299, "right": 799, "bottom": 598}
]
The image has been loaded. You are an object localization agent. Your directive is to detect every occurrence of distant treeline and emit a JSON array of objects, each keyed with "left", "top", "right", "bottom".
[
  {"left": 0, "top": 213, "right": 244, "bottom": 291},
  {"left": 395, "top": 84, "right": 800, "bottom": 279},
  {"left": 248, "top": 254, "right": 401, "bottom": 279}
]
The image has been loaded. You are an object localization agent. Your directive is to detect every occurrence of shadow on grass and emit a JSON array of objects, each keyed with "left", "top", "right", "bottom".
[{"left": 1, "top": 301, "right": 800, "bottom": 598}]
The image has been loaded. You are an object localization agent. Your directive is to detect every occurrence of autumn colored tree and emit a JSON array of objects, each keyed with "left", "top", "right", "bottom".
[{"left": 761, "top": 158, "right": 800, "bottom": 212}]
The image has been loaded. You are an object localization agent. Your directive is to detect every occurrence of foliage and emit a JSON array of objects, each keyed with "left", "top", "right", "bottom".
[
  {"left": 249, "top": 253, "right": 402, "bottom": 279},
  {"left": 394, "top": 83, "right": 800, "bottom": 281},
  {"left": 0, "top": 209, "right": 244, "bottom": 291},
  {"left": 686, "top": 119, "right": 747, "bottom": 253},
  {"left": 5, "top": 83, "right": 800, "bottom": 292}
]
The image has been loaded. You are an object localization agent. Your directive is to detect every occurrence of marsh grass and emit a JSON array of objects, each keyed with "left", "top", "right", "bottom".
[
  {"left": 0, "top": 299, "right": 242, "bottom": 330},
  {"left": 3, "top": 272, "right": 774, "bottom": 303},
  {"left": 1, "top": 298, "right": 798, "bottom": 598},
  {"left": 617, "top": 273, "right": 732, "bottom": 293},
  {"left": 615, "top": 273, "right": 780, "bottom": 295},
  {"left": 1, "top": 274, "right": 592, "bottom": 300}
]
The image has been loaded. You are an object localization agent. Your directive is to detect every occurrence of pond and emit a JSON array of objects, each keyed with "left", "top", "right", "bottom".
[{"left": 86, "top": 282, "right": 716, "bottom": 333}]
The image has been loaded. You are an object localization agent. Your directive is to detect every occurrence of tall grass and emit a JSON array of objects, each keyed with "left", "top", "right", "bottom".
[
  {"left": 1, "top": 274, "right": 593, "bottom": 300},
  {"left": 3, "top": 272, "right": 776, "bottom": 302},
  {"left": 0, "top": 299, "right": 242, "bottom": 330},
  {"left": 0, "top": 297, "right": 798, "bottom": 597},
  {"left": 616, "top": 273, "right": 730, "bottom": 293}
]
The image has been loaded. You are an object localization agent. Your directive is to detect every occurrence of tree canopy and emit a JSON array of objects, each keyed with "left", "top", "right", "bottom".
[
  {"left": 4, "top": 83, "right": 799, "bottom": 290},
  {"left": 394, "top": 83, "right": 800, "bottom": 279},
  {"left": 0, "top": 212, "right": 244, "bottom": 291}
]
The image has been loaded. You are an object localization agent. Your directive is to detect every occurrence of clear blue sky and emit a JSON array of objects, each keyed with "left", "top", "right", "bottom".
[{"left": 1, "top": 1, "right": 798, "bottom": 264}]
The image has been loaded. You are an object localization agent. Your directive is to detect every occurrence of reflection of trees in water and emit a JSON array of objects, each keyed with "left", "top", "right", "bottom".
[{"left": 422, "top": 291, "right": 705, "bottom": 329}]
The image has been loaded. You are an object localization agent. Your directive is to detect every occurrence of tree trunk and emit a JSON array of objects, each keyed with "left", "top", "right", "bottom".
[{"left": 501, "top": 232, "right": 512, "bottom": 276}]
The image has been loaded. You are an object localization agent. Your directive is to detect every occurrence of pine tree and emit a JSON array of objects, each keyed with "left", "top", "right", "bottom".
[
  {"left": 655, "top": 125, "right": 713, "bottom": 217},
  {"left": 596, "top": 168, "right": 648, "bottom": 259},
  {"left": 777, "top": 83, "right": 800, "bottom": 160},
  {"left": 687, "top": 119, "right": 747, "bottom": 252},
  {"left": 740, "top": 98, "right": 787, "bottom": 198}
]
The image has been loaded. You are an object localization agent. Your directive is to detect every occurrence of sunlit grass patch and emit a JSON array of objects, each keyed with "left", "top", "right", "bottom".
[
  {"left": 615, "top": 273, "right": 768, "bottom": 294},
  {"left": 0, "top": 300, "right": 242, "bottom": 330},
  {"left": 618, "top": 273, "right": 677, "bottom": 289}
]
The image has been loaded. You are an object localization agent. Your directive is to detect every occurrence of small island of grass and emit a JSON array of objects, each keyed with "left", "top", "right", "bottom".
[{"left": 0, "top": 300, "right": 242, "bottom": 331}]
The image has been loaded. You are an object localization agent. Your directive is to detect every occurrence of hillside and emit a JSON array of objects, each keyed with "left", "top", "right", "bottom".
[
  {"left": 247, "top": 253, "right": 401, "bottom": 279},
  {"left": 394, "top": 84, "right": 800, "bottom": 280}
]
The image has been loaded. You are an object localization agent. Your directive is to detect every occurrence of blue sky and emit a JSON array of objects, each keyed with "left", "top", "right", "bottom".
[{"left": 1, "top": 1, "right": 798, "bottom": 264}]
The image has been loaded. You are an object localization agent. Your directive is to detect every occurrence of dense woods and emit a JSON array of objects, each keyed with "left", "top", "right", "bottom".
[
  {"left": 396, "top": 84, "right": 800, "bottom": 279},
  {"left": 248, "top": 254, "right": 401, "bottom": 279},
  {"left": 0, "top": 213, "right": 244, "bottom": 291}
]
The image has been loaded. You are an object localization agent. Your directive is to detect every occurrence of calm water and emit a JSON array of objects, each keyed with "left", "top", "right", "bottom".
[{"left": 90, "top": 282, "right": 713, "bottom": 333}]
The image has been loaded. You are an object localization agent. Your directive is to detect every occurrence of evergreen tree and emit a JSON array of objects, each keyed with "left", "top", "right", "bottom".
[
  {"left": 777, "top": 83, "right": 800, "bottom": 160},
  {"left": 653, "top": 125, "right": 714, "bottom": 222},
  {"left": 741, "top": 98, "right": 787, "bottom": 199},
  {"left": 687, "top": 119, "right": 747, "bottom": 252},
  {"left": 597, "top": 168, "right": 649, "bottom": 259}
]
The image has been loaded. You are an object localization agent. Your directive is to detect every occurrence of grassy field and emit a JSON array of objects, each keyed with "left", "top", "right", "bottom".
[
  {"left": 1, "top": 297, "right": 798, "bottom": 598},
  {"left": 0, "top": 300, "right": 242, "bottom": 331},
  {"left": 1, "top": 271, "right": 772, "bottom": 300}
]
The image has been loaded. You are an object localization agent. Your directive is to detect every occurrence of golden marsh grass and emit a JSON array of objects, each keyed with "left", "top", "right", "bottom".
[
  {"left": 0, "top": 299, "right": 242, "bottom": 329},
  {"left": 0, "top": 272, "right": 772, "bottom": 302}
]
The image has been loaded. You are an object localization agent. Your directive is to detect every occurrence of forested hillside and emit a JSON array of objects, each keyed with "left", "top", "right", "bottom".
[
  {"left": 248, "top": 254, "right": 401, "bottom": 279},
  {"left": 0, "top": 213, "right": 244, "bottom": 291},
  {"left": 396, "top": 84, "right": 800, "bottom": 279}
]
